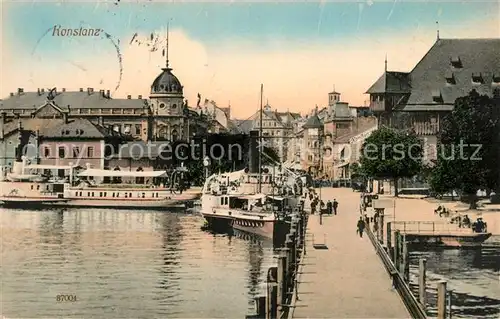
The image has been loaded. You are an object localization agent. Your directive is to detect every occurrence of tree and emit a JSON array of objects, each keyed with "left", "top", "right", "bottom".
[
  {"left": 430, "top": 90, "right": 500, "bottom": 208},
  {"left": 359, "top": 126, "right": 423, "bottom": 197}
]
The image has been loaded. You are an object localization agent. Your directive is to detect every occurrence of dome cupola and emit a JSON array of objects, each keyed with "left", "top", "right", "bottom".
[{"left": 150, "top": 67, "right": 183, "bottom": 96}]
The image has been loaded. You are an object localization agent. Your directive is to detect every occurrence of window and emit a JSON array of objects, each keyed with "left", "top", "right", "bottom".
[
  {"left": 172, "top": 104, "right": 177, "bottom": 109},
  {"left": 87, "top": 146, "right": 94, "bottom": 158},
  {"left": 44, "top": 147, "right": 50, "bottom": 158},
  {"left": 58, "top": 147, "right": 65, "bottom": 158},
  {"left": 159, "top": 103, "right": 166, "bottom": 109},
  {"left": 73, "top": 147, "right": 80, "bottom": 157},
  {"left": 135, "top": 124, "right": 141, "bottom": 135},
  {"left": 472, "top": 73, "right": 483, "bottom": 84}
]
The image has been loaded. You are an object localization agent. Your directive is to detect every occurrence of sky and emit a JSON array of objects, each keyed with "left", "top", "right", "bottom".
[{"left": 1, "top": 0, "right": 499, "bottom": 118}]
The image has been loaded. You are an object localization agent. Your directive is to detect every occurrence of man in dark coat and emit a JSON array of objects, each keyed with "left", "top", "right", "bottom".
[
  {"left": 357, "top": 217, "right": 366, "bottom": 238},
  {"left": 333, "top": 199, "right": 339, "bottom": 215}
]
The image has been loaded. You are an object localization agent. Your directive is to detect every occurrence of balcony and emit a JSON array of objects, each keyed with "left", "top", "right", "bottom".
[{"left": 370, "top": 100, "right": 386, "bottom": 112}]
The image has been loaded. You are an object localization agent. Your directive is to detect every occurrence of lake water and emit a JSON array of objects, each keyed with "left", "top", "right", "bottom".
[
  {"left": 409, "top": 236, "right": 500, "bottom": 319},
  {"left": 0, "top": 208, "right": 277, "bottom": 318},
  {"left": 1, "top": 207, "right": 498, "bottom": 318}
]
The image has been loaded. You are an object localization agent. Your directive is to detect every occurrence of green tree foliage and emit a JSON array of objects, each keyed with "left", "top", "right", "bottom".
[
  {"left": 359, "top": 126, "right": 423, "bottom": 196},
  {"left": 430, "top": 90, "right": 500, "bottom": 208}
]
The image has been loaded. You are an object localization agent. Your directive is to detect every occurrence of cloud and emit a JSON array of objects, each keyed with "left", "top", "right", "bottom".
[{"left": 1, "top": 17, "right": 498, "bottom": 119}]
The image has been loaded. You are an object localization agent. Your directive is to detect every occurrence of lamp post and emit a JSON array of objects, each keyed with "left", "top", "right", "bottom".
[{"left": 203, "top": 156, "right": 210, "bottom": 180}]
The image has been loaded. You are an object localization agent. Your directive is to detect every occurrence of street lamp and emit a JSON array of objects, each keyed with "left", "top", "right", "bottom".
[{"left": 203, "top": 156, "right": 211, "bottom": 180}]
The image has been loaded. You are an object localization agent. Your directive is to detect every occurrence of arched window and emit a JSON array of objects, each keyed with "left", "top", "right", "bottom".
[
  {"left": 171, "top": 129, "right": 178, "bottom": 142},
  {"left": 136, "top": 167, "right": 144, "bottom": 184},
  {"left": 113, "top": 167, "right": 122, "bottom": 184}
]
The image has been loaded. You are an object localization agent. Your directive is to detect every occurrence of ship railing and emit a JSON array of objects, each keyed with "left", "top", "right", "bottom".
[{"left": 391, "top": 221, "right": 475, "bottom": 235}]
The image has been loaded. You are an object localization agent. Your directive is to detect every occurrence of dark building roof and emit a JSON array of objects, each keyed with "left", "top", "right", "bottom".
[
  {"left": 2, "top": 118, "right": 63, "bottom": 138},
  {"left": 150, "top": 68, "right": 183, "bottom": 95},
  {"left": 0, "top": 89, "right": 147, "bottom": 111},
  {"left": 404, "top": 38, "right": 500, "bottom": 111},
  {"left": 43, "top": 118, "right": 115, "bottom": 139},
  {"left": 233, "top": 119, "right": 253, "bottom": 134},
  {"left": 366, "top": 38, "right": 500, "bottom": 111},
  {"left": 365, "top": 71, "right": 411, "bottom": 94},
  {"left": 303, "top": 114, "right": 323, "bottom": 129},
  {"left": 334, "top": 117, "right": 377, "bottom": 143}
]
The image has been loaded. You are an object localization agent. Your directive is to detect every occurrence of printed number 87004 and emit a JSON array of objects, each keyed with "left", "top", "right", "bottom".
[{"left": 56, "top": 295, "right": 77, "bottom": 302}]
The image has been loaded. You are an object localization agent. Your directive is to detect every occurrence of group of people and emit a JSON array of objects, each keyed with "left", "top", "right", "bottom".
[{"left": 307, "top": 191, "right": 339, "bottom": 216}]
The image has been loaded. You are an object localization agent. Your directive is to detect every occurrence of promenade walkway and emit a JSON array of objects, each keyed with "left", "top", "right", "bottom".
[{"left": 292, "top": 188, "right": 410, "bottom": 318}]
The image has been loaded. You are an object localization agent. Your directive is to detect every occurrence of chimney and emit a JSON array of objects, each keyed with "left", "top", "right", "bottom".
[
  {"left": 79, "top": 88, "right": 84, "bottom": 92},
  {"left": 37, "top": 88, "right": 41, "bottom": 96},
  {"left": 17, "top": 88, "right": 24, "bottom": 95},
  {"left": 10, "top": 92, "right": 14, "bottom": 97},
  {"left": 138, "top": 95, "right": 142, "bottom": 99},
  {"left": 63, "top": 111, "right": 68, "bottom": 124},
  {"left": 100, "top": 89, "right": 104, "bottom": 95},
  {"left": 87, "top": 87, "right": 94, "bottom": 95},
  {"left": 98, "top": 116, "right": 104, "bottom": 126},
  {"left": 62, "top": 88, "right": 66, "bottom": 92},
  {"left": 127, "top": 95, "right": 131, "bottom": 99},
  {"left": 41, "top": 88, "right": 45, "bottom": 93},
  {"left": 106, "top": 90, "right": 110, "bottom": 98},
  {"left": 0, "top": 112, "right": 5, "bottom": 139}
]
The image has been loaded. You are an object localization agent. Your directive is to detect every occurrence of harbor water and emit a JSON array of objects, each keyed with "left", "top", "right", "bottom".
[
  {"left": 1, "top": 207, "right": 498, "bottom": 318},
  {"left": 409, "top": 236, "right": 500, "bottom": 319},
  {"left": 0, "top": 208, "right": 277, "bottom": 318}
]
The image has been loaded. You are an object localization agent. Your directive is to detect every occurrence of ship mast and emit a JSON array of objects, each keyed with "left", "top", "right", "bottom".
[{"left": 258, "top": 84, "right": 263, "bottom": 193}]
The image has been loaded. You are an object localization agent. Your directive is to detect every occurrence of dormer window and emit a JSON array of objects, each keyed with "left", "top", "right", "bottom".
[
  {"left": 432, "top": 90, "right": 443, "bottom": 103},
  {"left": 450, "top": 56, "right": 462, "bottom": 68},
  {"left": 172, "top": 104, "right": 177, "bottom": 109},
  {"left": 159, "top": 103, "right": 166, "bottom": 109},
  {"left": 472, "top": 72, "right": 483, "bottom": 84},
  {"left": 445, "top": 71, "right": 456, "bottom": 84}
]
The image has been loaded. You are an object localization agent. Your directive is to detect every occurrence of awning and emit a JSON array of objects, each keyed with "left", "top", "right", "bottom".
[
  {"left": 267, "top": 195, "right": 284, "bottom": 201},
  {"left": 238, "top": 193, "right": 266, "bottom": 200},
  {"left": 78, "top": 169, "right": 167, "bottom": 177},
  {"left": 25, "top": 164, "right": 74, "bottom": 170}
]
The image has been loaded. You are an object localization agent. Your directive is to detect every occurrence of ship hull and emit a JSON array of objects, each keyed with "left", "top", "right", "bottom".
[
  {"left": 232, "top": 218, "right": 275, "bottom": 238},
  {"left": 403, "top": 232, "right": 492, "bottom": 247}
]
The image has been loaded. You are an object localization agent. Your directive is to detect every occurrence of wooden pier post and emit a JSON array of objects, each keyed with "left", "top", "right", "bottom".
[
  {"left": 256, "top": 296, "right": 266, "bottom": 318},
  {"left": 418, "top": 258, "right": 427, "bottom": 310},
  {"left": 402, "top": 235, "right": 409, "bottom": 282},
  {"left": 437, "top": 280, "right": 447, "bottom": 319},
  {"left": 386, "top": 222, "right": 392, "bottom": 255},
  {"left": 277, "top": 252, "right": 288, "bottom": 311},
  {"left": 393, "top": 230, "right": 400, "bottom": 265},
  {"left": 379, "top": 212, "right": 385, "bottom": 245},
  {"left": 266, "top": 267, "right": 278, "bottom": 319},
  {"left": 448, "top": 290, "right": 453, "bottom": 319}
]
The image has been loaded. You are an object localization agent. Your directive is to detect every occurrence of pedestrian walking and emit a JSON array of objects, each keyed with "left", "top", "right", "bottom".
[
  {"left": 357, "top": 217, "right": 366, "bottom": 238},
  {"left": 326, "top": 200, "right": 333, "bottom": 215},
  {"left": 333, "top": 199, "right": 338, "bottom": 215}
]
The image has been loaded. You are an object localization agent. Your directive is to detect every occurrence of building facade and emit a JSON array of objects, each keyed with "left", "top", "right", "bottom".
[{"left": 366, "top": 37, "right": 500, "bottom": 161}]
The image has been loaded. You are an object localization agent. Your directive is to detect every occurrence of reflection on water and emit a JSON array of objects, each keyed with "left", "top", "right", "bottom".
[
  {"left": 409, "top": 236, "right": 500, "bottom": 319},
  {"left": 0, "top": 208, "right": 278, "bottom": 318}
]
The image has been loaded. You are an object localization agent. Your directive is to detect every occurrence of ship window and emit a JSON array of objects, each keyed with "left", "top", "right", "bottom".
[
  {"left": 125, "top": 193, "right": 128, "bottom": 198},
  {"left": 46, "top": 185, "right": 49, "bottom": 191},
  {"left": 37, "top": 185, "right": 40, "bottom": 190},
  {"left": 58, "top": 147, "right": 65, "bottom": 158},
  {"left": 92, "top": 192, "right": 95, "bottom": 197},
  {"left": 31, "top": 185, "right": 34, "bottom": 190},
  {"left": 220, "top": 197, "right": 223, "bottom": 205},
  {"left": 116, "top": 193, "right": 119, "bottom": 197},
  {"left": 112, "top": 193, "right": 115, "bottom": 198},
  {"left": 104, "top": 192, "right": 107, "bottom": 197},
  {"left": 88, "top": 192, "right": 90, "bottom": 197},
  {"left": 99, "top": 192, "right": 102, "bottom": 197},
  {"left": 44, "top": 147, "right": 50, "bottom": 158},
  {"left": 156, "top": 193, "right": 158, "bottom": 198},
  {"left": 129, "top": 193, "right": 132, "bottom": 197}
]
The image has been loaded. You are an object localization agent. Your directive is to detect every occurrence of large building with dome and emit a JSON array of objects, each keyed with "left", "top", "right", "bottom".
[{"left": 0, "top": 59, "right": 215, "bottom": 171}]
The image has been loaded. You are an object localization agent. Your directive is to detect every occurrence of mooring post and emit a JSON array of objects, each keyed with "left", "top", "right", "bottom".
[
  {"left": 277, "top": 253, "right": 287, "bottom": 312},
  {"left": 437, "top": 280, "right": 447, "bottom": 319},
  {"left": 418, "top": 258, "right": 427, "bottom": 310},
  {"left": 448, "top": 290, "right": 453, "bottom": 319},
  {"left": 379, "top": 212, "right": 385, "bottom": 245},
  {"left": 256, "top": 296, "right": 266, "bottom": 318},
  {"left": 402, "top": 235, "right": 409, "bottom": 282},
  {"left": 266, "top": 267, "right": 278, "bottom": 319},
  {"left": 386, "top": 222, "right": 392, "bottom": 255},
  {"left": 393, "top": 230, "right": 400, "bottom": 265}
]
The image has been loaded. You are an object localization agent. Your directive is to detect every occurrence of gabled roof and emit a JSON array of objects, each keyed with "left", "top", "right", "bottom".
[
  {"left": 43, "top": 118, "right": 114, "bottom": 139},
  {"left": 302, "top": 114, "right": 323, "bottom": 129},
  {"left": 365, "top": 71, "right": 411, "bottom": 94},
  {"left": 365, "top": 38, "right": 500, "bottom": 111},
  {"left": 2, "top": 118, "right": 64, "bottom": 138},
  {"left": 403, "top": 38, "right": 500, "bottom": 111}
]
